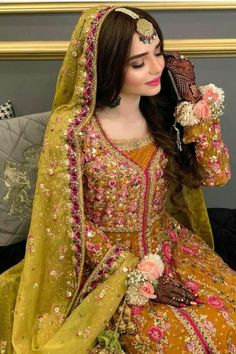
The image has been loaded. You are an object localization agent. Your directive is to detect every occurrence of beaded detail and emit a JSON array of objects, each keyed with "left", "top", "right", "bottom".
[
  {"left": 111, "top": 134, "right": 155, "bottom": 151},
  {"left": 78, "top": 116, "right": 169, "bottom": 257}
]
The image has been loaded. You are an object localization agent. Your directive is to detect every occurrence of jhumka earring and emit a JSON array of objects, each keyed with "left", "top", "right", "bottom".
[
  {"left": 108, "top": 96, "right": 121, "bottom": 108},
  {"left": 114, "top": 8, "right": 157, "bottom": 44}
]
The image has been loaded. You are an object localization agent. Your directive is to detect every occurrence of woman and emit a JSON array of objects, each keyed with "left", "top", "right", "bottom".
[{"left": 1, "top": 5, "right": 235, "bottom": 354}]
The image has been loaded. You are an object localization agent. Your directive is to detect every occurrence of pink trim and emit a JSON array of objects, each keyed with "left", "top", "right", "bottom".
[
  {"left": 177, "top": 309, "right": 210, "bottom": 354},
  {"left": 65, "top": 7, "right": 112, "bottom": 277},
  {"left": 141, "top": 171, "right": 149, "bottom": 255},
  {"left": 141, "top": 149, "right": 157, "bottom": 255}
]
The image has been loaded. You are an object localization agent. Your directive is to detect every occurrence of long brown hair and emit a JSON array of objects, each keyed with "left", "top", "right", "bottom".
[{"left": 96, "top": 7, "right": 204, "bottom": 192}]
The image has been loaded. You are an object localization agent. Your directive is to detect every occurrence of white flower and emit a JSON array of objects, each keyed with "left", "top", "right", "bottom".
[
  {"left": 126, "top": 285, "right": 149, "bottom": 306},
  {"left": 175, "top": 101, "right": 200, "bottom": 126},
  {"left": 175, "top": 83, "right": 225, "bottom": 127}
]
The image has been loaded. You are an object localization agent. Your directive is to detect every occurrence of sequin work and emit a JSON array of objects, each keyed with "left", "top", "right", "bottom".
[{"left": 77, "top": 113, "right": 235, "bottom": 353}]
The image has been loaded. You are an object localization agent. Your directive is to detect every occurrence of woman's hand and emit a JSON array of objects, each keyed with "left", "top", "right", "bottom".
[
  {"left": 153, "top": 276, "right": 198, "bottom": 308},
  {"left": 164, "top": 51, "right": 201, "bottom": 103}
]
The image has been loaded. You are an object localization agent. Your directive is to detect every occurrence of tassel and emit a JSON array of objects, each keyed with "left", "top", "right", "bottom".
[
  {"left": 172, "top": 120, "right": 182, "bottom": 151},
  {"left": 97, "top": 329, "right": 124, "bottom": 353}
]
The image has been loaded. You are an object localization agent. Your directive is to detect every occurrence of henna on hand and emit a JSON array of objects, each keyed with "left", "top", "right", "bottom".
[
  {"left": 153, "top": 276, "right": 198, "bottom": 308},
  {"left": 164, "top": 51, "right": 202, "bottom": 103}
]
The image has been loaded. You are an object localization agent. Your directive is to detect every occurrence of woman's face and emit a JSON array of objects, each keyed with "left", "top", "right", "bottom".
[{"left": 121, "top": 32, "right": 165, "bottom": 97}]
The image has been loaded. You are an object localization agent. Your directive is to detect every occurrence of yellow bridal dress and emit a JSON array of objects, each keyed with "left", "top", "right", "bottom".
[{"left": 0, "top": 5, "right": 235, "bottom": 354}]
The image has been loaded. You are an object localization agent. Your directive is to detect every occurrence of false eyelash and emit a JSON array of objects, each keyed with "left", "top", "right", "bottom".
[{"left": 132, "top": 52, "right": 164, "bottom": 69}]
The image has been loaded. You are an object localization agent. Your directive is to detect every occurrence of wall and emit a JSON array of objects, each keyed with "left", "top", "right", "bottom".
[{"left": 0, "top": 2, "right": 235, "bottom": 208}]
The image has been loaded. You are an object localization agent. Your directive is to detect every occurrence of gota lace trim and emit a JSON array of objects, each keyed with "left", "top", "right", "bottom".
[{"left": 111, "top": 134, "right": 155, "bottom": 150}]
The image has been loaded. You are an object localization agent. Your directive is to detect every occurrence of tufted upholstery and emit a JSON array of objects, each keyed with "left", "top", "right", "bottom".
[{"left": 0, "top": 111, "right": 50, "bottom": 246}]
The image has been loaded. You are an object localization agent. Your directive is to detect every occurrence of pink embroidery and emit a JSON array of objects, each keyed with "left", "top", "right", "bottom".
[
  {"left": 147, "top": 325, "right": 164, "bottom": 343},
  {"left": 177, "top": 309, "right": 209, "bottom": 354},
  {"left": 131, "top": 305, "right": 144, "bottom": 316},
  {"left": 182, "top": 245, "right": 198, "bottom": 256},
  {"left": 186, "top": 280, "right": 199, "bottom": 294},
  {"left": 207, "top": 296, "right": 224, "bottom": 309},
  {"left": 162, "top": 242, "right": 172, "bottom": 262}
]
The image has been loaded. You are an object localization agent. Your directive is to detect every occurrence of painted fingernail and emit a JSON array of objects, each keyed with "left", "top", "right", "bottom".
[
  {"left": 180, "top": 303, "right": 186, "bottom": 308},
  {"left": 190, "top": 301, "right": 197, "bottom": 305}
]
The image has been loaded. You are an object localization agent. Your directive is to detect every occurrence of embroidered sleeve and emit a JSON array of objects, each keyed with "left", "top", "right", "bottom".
[
  {"left": 182, "top": 117, "right": 231, "bottom": 186},
  {"left": 84, "top": 219, "right": 113, "bottom": 266}
]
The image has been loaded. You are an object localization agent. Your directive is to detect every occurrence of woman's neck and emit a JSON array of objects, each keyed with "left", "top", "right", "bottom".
[{"left": 97, "top": 93, "right": 142, "bottom": 122}]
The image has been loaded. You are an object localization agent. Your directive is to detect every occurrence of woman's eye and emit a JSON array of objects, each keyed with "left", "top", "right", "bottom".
[
  {"left": 155, "top": 52, "right": 164, "bottom": 57},
  {"left": 131, "top": 62, "right": 144, "bottom": 69}
]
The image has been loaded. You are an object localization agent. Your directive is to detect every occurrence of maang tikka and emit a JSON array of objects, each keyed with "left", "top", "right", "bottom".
[{"left": 114, "top": 8, "right": 157, "bottom": 44}]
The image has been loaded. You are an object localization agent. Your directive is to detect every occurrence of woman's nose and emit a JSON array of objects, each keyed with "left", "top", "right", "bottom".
[{"left": 149, "top": 56, "right": 164, "bottom": 74}]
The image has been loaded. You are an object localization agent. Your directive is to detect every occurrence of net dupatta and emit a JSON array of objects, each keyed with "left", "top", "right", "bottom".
[{"left": 12, "top": 6, "right": 117, "bottom": 352}]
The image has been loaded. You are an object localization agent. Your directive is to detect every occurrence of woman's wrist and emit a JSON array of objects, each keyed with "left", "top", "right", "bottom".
[{"left": 175, "top": 83, "right": 224, "bottom": 127}]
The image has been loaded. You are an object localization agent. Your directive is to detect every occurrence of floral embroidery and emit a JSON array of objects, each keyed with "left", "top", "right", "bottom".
[
  {"left": 3, "top": 145, "right": 41, "bottom": 219},
  {"left": 147, "top": 325, "right": 164, "bottom": 343},
  {"left": 207, "top": 296, "right": 224, "bottom": 309}
]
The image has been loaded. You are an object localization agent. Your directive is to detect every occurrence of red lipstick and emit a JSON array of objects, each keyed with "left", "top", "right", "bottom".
[{"left": 145, "top": 76, "right": 161, "bottom": 86}]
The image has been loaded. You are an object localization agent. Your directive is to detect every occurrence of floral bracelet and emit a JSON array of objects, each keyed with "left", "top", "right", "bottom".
[
  {"left": 175, "top": 83, "right": 224, "bottom": 127},
  {"left": 125, "top": 253, "right": 164, "bottom": 306}
]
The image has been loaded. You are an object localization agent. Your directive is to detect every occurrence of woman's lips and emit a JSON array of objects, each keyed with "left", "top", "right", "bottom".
[{"left": 145, "top": 76, "right": 161, "bottom": 86}]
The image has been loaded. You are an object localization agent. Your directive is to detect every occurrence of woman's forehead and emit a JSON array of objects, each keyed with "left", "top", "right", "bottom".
[{"left": 129, "top": 32, "right": 161, "bottom": 56}]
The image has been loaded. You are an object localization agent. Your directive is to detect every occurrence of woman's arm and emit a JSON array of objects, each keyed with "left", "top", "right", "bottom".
[{"left": 183, "top": 117, "right": 231, "bottom": 186}]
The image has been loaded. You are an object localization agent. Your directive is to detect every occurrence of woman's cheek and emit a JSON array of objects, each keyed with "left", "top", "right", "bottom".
[{"left": 124, "top": 69, "right": 146, "bottom": 87}]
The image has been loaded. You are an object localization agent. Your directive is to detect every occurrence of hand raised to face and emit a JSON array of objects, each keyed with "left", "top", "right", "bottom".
[{"left": 164, "top": 51, "right": 202, "bottom": 103}]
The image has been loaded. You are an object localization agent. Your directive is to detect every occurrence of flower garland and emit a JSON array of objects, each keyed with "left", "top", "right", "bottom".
[
  {"left": 125, "top": 253, "right": 164, "bottom": 306},
  {"left": 175, "top": 83, "right": 224, "bottom": 127}
]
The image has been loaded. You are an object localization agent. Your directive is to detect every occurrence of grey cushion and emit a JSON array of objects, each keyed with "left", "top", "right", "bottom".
[{"left": 0, "top": 111, "right": 50, "bottom": 245}]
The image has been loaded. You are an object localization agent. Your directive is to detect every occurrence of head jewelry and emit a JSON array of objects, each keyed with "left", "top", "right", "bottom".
[{"left": 114, "top": 8, "right": 157, "bottom": 44}]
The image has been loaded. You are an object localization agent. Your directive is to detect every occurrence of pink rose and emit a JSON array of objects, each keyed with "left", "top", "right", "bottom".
[
  {"left": 139, "top": 282, "right": 157, "bottom": 299},
  {"left": 202, "top": 88, "right": 219, "bottom": 103},
  {"left": 162, "top": 242, "right": 172, "bottom": 262},
  {"left": 86, "top": 241, "right": 100, "bottom": 254},
  {"left": 207, "top": 296, "right": 224, "bottom": 309},
  {"left": 138, "top": 260, "right": 162, "bottom": 281},
  {"left": 147, "top": 325, "right": 164, "bottom": 342},
  {"left": 193, "top": 100, "right": 211, "bottom": 119},
  {"left": 186, "top": 280, "right": 199, "bottom": 294}
]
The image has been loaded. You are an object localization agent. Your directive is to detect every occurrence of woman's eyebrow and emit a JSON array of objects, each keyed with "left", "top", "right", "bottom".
[{"left": 127, "top": 42, "right": 161, "bottom": 61}]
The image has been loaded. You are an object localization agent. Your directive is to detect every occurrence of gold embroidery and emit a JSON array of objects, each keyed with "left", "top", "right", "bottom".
[
  {"left": 170, "top": 308, "right": 207, "bottom": 354},
  {"left": 186, "top": 308, "right": 220, "bottom": 353},
  {"left": 111, "top": 135, "right": 155, "bottom": 150},
  {"left": 178, "top": 269, "right": 236, "bottom": 311},
  {"left": 3, "top": 146, "right": 41, "bottom": 219}
]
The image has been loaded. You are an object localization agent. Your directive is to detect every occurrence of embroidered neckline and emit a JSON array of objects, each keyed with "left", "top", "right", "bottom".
[
  {"left": 111, "top": 135, "right": 155, "bottom": 151},
  {"left": 94, "top": 113, "right": 155, "bottom": 150},
  {"left": 92, "top": 113, "right": 157, "bottom": 173}
]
